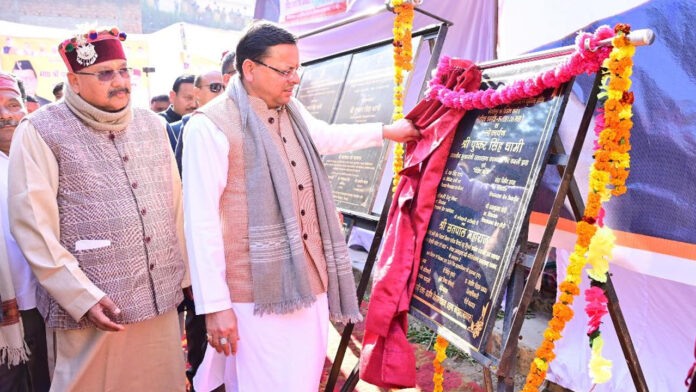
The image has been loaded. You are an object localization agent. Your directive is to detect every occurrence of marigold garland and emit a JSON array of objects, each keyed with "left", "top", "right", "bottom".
[
  {"left": 521, "top": 24, "right": 635, "bottom": 391},
  {"left": 389, "top": 0, "right": 414, "bottom": 191},
  {"left": 583, "top": 23, "right": 634, "bottom": 386},
  {"left": 433, "top": 335, "right": 449, "bottom": 392}
]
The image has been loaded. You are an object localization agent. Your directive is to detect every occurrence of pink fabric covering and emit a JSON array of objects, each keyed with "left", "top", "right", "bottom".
[{"left": 359, "top": 59, "right": 481, "bottom": 388}]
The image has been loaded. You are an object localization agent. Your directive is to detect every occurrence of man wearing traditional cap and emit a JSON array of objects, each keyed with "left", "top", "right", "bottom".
[
  {"left": 0, "top": 71, "right": 51, "bottom": 392},
  {"left": 8, "top": 27, "right": 188, "bottom": 391},
  {"left": 183, "top": 21, "right": 419, "bottom": 391}
]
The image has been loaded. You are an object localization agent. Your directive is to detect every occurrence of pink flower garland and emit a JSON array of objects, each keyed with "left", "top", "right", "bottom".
[
  {"left": 425, "top": 26, "right": 615, "bottom": 110},
  {"left": 585, "top": 286, "right": 609, "bottom": 334}
]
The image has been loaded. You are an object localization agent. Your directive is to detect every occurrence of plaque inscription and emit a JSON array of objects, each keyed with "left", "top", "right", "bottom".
[
  {"left": 322, "top": 44, "right": 395, "bottom": 214},
  {"left": 410, "top": 58, "right": 571, "bottom": 352},
  {"left": 295, "top": 56, "right": 352, "bottom": 122}
]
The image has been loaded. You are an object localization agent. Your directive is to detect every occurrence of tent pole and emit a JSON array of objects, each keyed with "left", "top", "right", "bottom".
[
  {"left": 476, "top": 29, "right": 654, "bottom": 70},
  {"left": 492, "top": 0, "right": 499, "bottom": 60}
]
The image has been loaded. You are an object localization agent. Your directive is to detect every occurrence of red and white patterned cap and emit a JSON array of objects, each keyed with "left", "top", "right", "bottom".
[{"left": 58, "top": 27, "right": 128, "bottom": 73}]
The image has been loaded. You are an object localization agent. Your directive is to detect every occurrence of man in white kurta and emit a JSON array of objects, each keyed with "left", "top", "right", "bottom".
[{"left": 183, "top": 21, "right": 419, "bottom": 392}]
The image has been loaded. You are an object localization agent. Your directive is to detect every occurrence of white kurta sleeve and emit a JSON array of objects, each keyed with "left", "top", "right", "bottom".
[
  {"left": 293, "top": 98, "right": 385, "bottom": 155},
  {"left": 182, "top": 114, "right": 233, "bottom": 314},
  {"left": 8, "top": 121, "right": 105, "bottom": 322}
]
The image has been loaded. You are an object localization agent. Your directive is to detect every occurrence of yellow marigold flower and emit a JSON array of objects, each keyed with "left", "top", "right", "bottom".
[
  {"left": 534, "top": 357, "right": 549, "bottom": 372},
  {"left": 589, "top": 336, "right": 613, "bottom": 383},
  {"left": 544, "top": 328, "right": 562, "bottom": 342}
]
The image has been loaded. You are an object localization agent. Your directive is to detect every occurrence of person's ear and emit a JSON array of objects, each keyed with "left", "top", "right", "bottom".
[
  {"left": 67, "top": 73, "right": 80, "bottom": 94},
  {"left": 242, "top": 59, "right": 255, "bottom": 82}
]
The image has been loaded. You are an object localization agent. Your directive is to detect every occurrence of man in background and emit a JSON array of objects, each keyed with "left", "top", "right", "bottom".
[
  {"left": 24, "top": 96, "right": 39, "bottom": 114},
  {"left": 150, "top": 94, "right": 170, "bottom": 113},
  {"left": 52, "top": 82, "right": 63, "bottom": 101},
  {"left": 221, "top": 50, "right": 237, "bottom": 86},
  {"left": 173, "top": 66, "right": 228, "bottom": 173},
  {"left": 11, "top": 60, "right": 50, "bottom": 106},
  {"left": 160, "top": 74, "right": 197, "bottom": 150},
  {"left": 193, "top": 70, "right": 224, "bottom": 109}
]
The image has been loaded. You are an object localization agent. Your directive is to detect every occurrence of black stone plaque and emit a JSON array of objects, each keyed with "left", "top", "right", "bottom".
[
  {"left": 322, "top": 44, "right": 395, "bottom": 215},
  {"left": 295, "top": 55, "right": 352, "bottom": 122},
  {"left": 409, "top": 57, "right": 572, "bottom": 352}
]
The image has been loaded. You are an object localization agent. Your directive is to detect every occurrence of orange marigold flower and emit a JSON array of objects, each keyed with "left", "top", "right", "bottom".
[
  {"left": 559, "top": 281, "right": 581, "bottom": 295},
  {"left": 553, "top": 302, "right": 574, "bottom": 322},
  {"left": 549, "top": 317, "right": 566, "bottom": 331},
  {"left": 604, "top": 98, "right": 620, "bottom": 112},
  {"left": 609, "top": 77, "right": 630, "bottom": 91},
  {"left": 612, "top": 185, "right": 627, "bottom": 196}
]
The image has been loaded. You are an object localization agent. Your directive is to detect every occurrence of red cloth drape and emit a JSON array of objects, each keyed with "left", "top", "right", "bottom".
[{"left": 359, "top": 59, "right": 482, "bottom": 389}]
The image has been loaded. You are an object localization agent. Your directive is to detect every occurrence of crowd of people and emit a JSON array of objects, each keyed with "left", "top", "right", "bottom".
[{"left": 0, "top": 21, "right": 419, "bottom": 392}]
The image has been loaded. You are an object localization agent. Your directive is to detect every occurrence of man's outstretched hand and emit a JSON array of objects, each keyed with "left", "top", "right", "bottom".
[{"left": 382, "top": 118, "right": 421, "bottom": 143}]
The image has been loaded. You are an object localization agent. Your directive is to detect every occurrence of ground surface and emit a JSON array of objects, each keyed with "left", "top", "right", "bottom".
[{"left": 321, "top": 299, "right": 555, "bottom": 392}]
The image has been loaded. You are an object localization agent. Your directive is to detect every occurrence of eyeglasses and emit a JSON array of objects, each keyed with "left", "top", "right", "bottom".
[
  {"left": 201, "top": 83, "right": 224, "bottom": 93},
  {"left": 251, "top": 59, "right": 302, "bottom": 79},
  {"left": 224, "top": 70, "right": 237, "bottom": 76},
  {"left": 75, "top": 67, "right": 132, "bottom": 82}
]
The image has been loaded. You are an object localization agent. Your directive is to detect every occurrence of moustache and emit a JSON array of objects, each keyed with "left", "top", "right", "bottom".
[
  {"left": 108, "top": 88, "right": 131, "bottom": 98},
  {"left": 0, "top": 118, "right": 19, "bottom": 128}
]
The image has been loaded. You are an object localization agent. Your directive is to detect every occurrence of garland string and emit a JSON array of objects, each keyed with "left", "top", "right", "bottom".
[
  {"left": 389, "top": 0, "right": 414, "bottom": 191},
  {"left": 522, "top": 23, "right": 635, "bottom": 391}
]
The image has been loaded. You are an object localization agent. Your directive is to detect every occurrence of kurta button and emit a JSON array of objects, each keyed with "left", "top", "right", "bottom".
[
  {"left": 300, "top": 209, "right": 305, "bottom": 216},
  {"left": 144, "top": 236, "right": 151, "bottom": 243},
  {"left": 141, "top": 208, "right": 147, "bottom": 215},
  {"left": 291, "top": 160, "right": 296, "bottom": 167},
  {"left": 298, "top": 184, "right": 304, "bottom": 191},
  {"left": 122, "top": 155, "right": 129, "bottom": 162},
  {"left": 132, "top": 182, "right": 138, "bottom": 189},
  {"left": 149, "top": 264, "right": 155, "bottom": 270},
  {"left": 268, "top": 117, "right": 274, "bottom": 124},
  {"left": 109, "top": 133, "right": 115, "bottom": 140},
  {"left": 303, "top": 233, "right": 308, "bottom": 240},
  {"left": 282, "top": 137, "right": 287, "bottom": 143}
]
